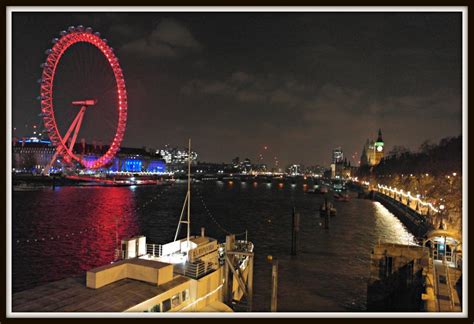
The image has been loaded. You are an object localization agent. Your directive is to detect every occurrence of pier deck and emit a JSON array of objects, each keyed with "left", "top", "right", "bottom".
[{"left": 12, "top": 275, "right": 189, "bottom": 312}]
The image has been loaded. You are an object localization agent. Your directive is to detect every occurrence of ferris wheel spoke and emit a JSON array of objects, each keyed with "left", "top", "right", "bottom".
[
  {"left": 97, "top": 86, "right": 118, "bottom": 101},
  {"left": 68, "top": 108, "right": 86, "bottom": 152}
]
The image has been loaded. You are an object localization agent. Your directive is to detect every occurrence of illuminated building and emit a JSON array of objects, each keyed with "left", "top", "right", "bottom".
[
  {"left": 330, "top": 147, "right": 353, "bottom": 178},
  {"left": 12, "top": 137, "right": 56, "bottom": 173},
  {"left": 330, "top": 158, "right": 353, "bottom": 179},
  {"left": 229, "top": 157, "right": 256, "bottom": 173},
  {"left": 12, "top": 137, "right": 166, "bottom": 174},
  {"left": 157, "top": 146, "right": 198, "bottom": 165},
  {"left": 241, "top": 158, "right": 252, "bottom": 173},
  {"left": 332, "top": 147, "right": 344, "bottom": 164},
  {"left": 360, "top": 129, "right": 385, "bottom": 167},
  {"left": 289, "top": 164, "right": 300, "bottom": 176}
]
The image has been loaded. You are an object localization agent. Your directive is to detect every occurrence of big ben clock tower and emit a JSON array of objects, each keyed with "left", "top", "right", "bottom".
[{"left": 374, "top": 128, "right": 384, "bottom": 164}]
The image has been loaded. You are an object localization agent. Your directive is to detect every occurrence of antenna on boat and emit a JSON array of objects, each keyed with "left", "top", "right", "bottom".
[
  {"left": 174, "top": 138, "right": 192, "bottom": 247},
  {"left": 187, "top": 138, "right": 191, "bottom": 245}
]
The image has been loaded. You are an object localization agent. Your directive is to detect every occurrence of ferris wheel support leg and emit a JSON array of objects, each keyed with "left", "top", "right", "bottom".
[
  {"left": 68, "top": 106, "right": 86, "bottom": 152},
  {"left": 42, "top": 107, "right": 86, "bottom": 176}
]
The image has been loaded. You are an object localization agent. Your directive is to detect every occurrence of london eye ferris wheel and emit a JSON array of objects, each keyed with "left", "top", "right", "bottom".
[{"left": 38, "top": 25, "right": 128, "bottom": 173}]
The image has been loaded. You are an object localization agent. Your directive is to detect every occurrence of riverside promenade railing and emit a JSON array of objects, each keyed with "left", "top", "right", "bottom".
[{"left": 373, "top": 191, "right": 433, "bottom": 238}]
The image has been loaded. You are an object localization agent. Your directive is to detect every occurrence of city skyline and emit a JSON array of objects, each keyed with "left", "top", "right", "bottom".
[{"left": 12, "top": 12, "right": 462, "bottom": 167}]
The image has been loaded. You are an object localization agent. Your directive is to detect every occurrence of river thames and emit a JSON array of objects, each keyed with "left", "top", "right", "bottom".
[{"left": 12, "top": 179, "right": 417, "bottom": 311}]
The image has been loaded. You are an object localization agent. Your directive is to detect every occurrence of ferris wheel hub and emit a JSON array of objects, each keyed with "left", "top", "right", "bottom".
[{"left": 71, "top": 99, "right": 98, "bottom": 107}]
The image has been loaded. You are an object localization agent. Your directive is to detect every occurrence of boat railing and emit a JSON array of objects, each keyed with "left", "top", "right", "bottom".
[
  {"left": 218, "top": 240, "right": 254, "bottom": 271},
  {"left": 235, "top": 240, "right": 254, "bottom": 253},
  {"left": 174, "top": 261, "right": 215, "bottom": 279},
  {"left": 146, "top": 244, "right": 163, "bottom": 258}
]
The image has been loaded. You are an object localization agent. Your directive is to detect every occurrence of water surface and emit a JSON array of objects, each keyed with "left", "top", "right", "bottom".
[{"left": 12, "top": 179, "right": 417, "bottom": 311}]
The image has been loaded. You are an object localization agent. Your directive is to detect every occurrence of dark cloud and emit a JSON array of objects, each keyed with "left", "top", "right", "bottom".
[{"left": 121, "top": 18, "right": 202, "bottom": 58}]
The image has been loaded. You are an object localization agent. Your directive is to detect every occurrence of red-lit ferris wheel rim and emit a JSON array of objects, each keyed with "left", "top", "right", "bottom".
[{"left": 40, "top": 27, "right": 127, "bottom": 169}]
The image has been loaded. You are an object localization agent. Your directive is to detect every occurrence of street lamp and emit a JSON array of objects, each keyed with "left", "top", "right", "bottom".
[{"left": 438, "top": 204, "right": 447, "bottom": 230}]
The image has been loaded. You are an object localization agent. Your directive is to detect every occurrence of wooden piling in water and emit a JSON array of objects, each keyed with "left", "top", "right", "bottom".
[
  {"left": 291, "top": 207, "right": 300, "bottom": 255},
  {"left": 247, "top": 254, "right": 254, "bottom": 311},
  {"left": 223, "top": 234, "right": 235, "bottom": 305},
  {"left": 271, "top": 258, "right": 278, "bottom": 312},
  {"left": 324, "top": 198, "right": 330, "bottom": 229}
]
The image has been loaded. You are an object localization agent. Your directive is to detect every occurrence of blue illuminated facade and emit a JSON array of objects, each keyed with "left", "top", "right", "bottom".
[
  {"left": 108, "top": 156, "right": 165, "bottom": 173},
  {"left": 122, "top": 159, "right": 142, "bottom": 172},
  {"left": 13, "top": 139, "right": 167, "bottom": 174},
  {"left": 147, "top": 160, "right": 166, "bottom": 172}
]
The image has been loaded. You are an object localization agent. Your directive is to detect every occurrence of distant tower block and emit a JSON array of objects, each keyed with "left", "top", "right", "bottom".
[{"left": 332, "top": 147, "right": 344, "bottom": 164}]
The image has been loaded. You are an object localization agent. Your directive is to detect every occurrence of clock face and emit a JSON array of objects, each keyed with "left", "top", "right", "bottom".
[{"left": 376, "top": 145, "right": 383, "bottom": 152}]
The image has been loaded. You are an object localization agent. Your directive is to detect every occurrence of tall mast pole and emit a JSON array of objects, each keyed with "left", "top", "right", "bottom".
[{"left": 187, "top": 138, "right": 191, "bottom": 245}]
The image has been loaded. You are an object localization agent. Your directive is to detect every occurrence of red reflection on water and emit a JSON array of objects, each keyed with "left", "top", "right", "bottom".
[
  {"left": 13, "top": 187, "right": 138, "bottom": 288},
  {"left": 76, "top": 187, "right": 138, "bottom": 271}
]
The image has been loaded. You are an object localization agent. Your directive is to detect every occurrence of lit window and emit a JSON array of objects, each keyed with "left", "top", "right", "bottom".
[{"left": 171, "top": 293, "right": 180, "bottom": 308}]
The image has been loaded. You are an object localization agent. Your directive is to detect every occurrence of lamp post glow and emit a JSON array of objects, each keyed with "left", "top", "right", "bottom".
[{"left": 377, "top": 183, "right": 440, "bottom": 214}]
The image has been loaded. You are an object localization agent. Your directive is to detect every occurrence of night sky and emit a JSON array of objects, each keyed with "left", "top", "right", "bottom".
[{"left": 12, "top": 11, "right": 462, "bottom": 167}]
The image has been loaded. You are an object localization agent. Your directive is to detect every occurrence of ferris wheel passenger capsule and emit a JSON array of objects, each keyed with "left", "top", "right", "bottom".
[
  {"left": 85, "top": 27, "right": 93, "bottom": 33},
  {"left": 45, "top": 49, "right": 53, "bottom": 55},
  {"left": 51, "top": 38, "right": 59, "bottom": 44},
  {"left": 60, "top": 30, "right": 67, "bottom": 36},
  {"left": 37, "top": 78, "right": 45, "bottom": 84},
  {"left": 68, "top": 26, "right": 76, "bottom": 32},
  {"left": 102, "top": 38, "right": 108, "bottom": 44},
  {"left": 40, "top": 62, "right": 48, "bottom": 68},
  {"left": 94, "top": 32, "right": 101, "bottom": 37},
  {"left": 36, "top": 96, "right": 45, "bottom": 101},
  {"left": 77, "top": 25, "right": 84, "bottom": 31}
]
